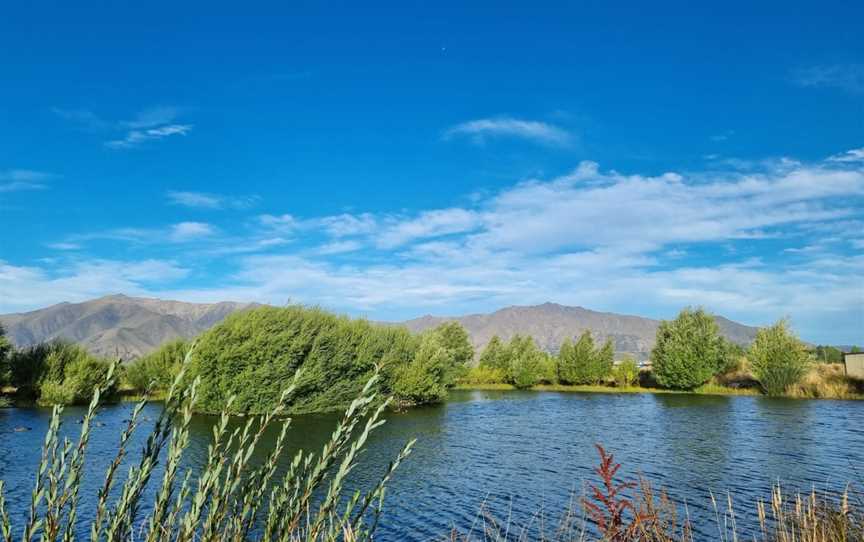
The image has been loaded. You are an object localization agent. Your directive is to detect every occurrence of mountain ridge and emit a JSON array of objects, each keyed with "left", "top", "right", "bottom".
[{"left": 0, "top": 296, "right": 761, "bottom": 361}]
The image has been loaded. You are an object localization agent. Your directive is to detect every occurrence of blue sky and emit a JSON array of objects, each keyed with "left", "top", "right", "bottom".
[{"left": 1, "top": 1, "right": 862, "bottom": 343}]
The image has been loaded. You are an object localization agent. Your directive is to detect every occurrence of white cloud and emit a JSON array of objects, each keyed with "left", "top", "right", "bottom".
[
  {"left": 377, "top": 208, "right": 481, "bottom": 248},
  {"left": 169, "top": 222, "right": 215, "bottom": 241},
  {"left": 9, "top": 149, "right": 864, "bottom": 342},
  {"left": 46, "top": 242, "right": 82, "bottom": 250},
  {"left": 444, "top": 117, "right": 572, "bottom": 146},
  {"left": 122, "top": 106, "right": 180, "bottom": 129},
  {"left": 827, "top": 147, "right": 864, "bottom": 163},
  {"left": 0, "top": 259, "right": 188, "bottom": 313},
  {"left": 167, "top": 190, "right": 258, "bottom": 209},
  {"left": 106, "top": 124, "right": 193, "bottom": 149},
  {"left": 0, "top": 170, "right": 53, "bottom": 192},
  {"left": 53, "top": 106, "right": 193, "bottom": 149}
]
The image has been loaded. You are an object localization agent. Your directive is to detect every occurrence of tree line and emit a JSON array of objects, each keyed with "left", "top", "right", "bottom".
[
  {"left": 0, "top": 306, "right": 476, "bottom": 412},
  {"left": 467, "top": 307, "right": 832, "bottom": 397},
  {"left": 0, "top": 304, "right": 853, "bottom": 409}
]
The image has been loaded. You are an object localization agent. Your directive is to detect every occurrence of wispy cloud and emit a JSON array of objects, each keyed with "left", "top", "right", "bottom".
[
  {"left": 105, "top": 124, "right": 193, "bottom": 149},
  {"left": 793, "top": 63, "right": 864, "bottom": 94},
  {"left": 168, "top": 222, "right": 215, "bottom": 242},
  {"left": 827, "top": 147, "right": 864, "bottom": 163},
  {"left": 444, "top": 117, "right": 573, "bottom": 146},
  {"left": 167, "top": 190, "right": 258, "bottom": 209},
  {"left": 53, "top": 105, "right": 193, "bottom": 149},
  {"left": 0, "top": 170, "right": 54, "bottom": 193},
  {"left": 12, "top": 149, "right": 864, "bottom": 342},
  {"left": 0, "top": 259, "right": 188, "bottom": 313}
]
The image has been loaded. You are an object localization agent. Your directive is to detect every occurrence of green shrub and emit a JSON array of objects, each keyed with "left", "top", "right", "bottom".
[
  {"left": 538, "top": 352, "right": 559, "bottom": 384},
  {"left": 390, "top": 332, "right": 449, "bottom": 404},
  {"left": 37, "top": 379, "right": 76, "bottom": 405},
  {"left": 124, "top": 339, "right": 189, "bottom": 391},
  {"left": 749, "top": 319, "right": 810, "bottom": 396},
  {"left": 613, "top": 357, "right": 640, "bottom": 387},
  {"left": 0, "top": 324, "right": 11, "bottom": 387},
  {"left": 462, "top": 365, "right": 507, "bottom": 384},
  {"left": 431, "top": 321, "right": 474, "bottom": 384},
  {"left": 9, "top": 340, "right": 114, "bottom": 405},
  {"left": 507, "top": 335, "right": 543, "bottom": 389},
  {"left": 558, "top": 332, "right": 613, "bottom": 385},
  {"left": 479, "top": 335, "right": 509, "bottom": 372},
  {"left": 190, "top": 305, "right": 432, "bottom": 414},
  {"left": 650, "top": 307, "right": 726, "bottom": 390}
]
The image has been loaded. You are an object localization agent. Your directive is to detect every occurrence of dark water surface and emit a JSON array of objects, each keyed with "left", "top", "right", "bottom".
[{"left": 1, "top": 390, "right": 862, "bottom": 540}]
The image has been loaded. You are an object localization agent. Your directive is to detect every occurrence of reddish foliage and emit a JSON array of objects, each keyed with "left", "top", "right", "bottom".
[{"left": 583, "top": 444, "right": 648, "bottom": 541}]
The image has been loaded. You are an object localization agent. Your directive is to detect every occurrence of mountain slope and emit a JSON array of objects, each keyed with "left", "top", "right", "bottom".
[
  {"left": 0, "top": 296, "right": 760, "bottom": 362},
  {"left": 0, "top": 295, "right": 256, "bottom": 359},
  {"left": 400, "top": 302, "right": 760, "bottom": 360}
]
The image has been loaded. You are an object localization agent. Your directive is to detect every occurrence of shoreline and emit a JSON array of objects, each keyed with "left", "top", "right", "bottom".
[{"left": 454, "top": 382, "right": 864, "bottom": 401}]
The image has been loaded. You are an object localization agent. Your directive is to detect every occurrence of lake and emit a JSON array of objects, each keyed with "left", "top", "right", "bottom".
[{"left": 1, "top": 390, "right": 862, "bottom": 540}]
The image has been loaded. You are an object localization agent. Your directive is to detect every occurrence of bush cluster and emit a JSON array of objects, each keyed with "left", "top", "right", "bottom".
[
  {"left": 7, "top": 340, "right": 115, "bottom": 405},
  {"left": 188, "top": 306, "right": 472, "bottom": 414},
  {"left": 475, "top": 332, "right": 615, "bottom": 389},
  {"left": 558, "top": 331, "right": 614, "bottom": 385},
  {"left": 649, "top": 307, "right": 811, "bottom": 396},
  {"left": 124, "top": 339, "right": 190, "bottom": 392}
]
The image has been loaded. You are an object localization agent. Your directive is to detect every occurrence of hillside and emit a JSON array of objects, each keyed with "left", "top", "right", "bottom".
[
  {"left": 0, "top": 295, "right": 256, "bottom": 359},
  {"left": 401, "top": 302, "right": 760, "bottom": 361},
  {"left": 0, "top": 297, "right": 760, "bottom": 361}
]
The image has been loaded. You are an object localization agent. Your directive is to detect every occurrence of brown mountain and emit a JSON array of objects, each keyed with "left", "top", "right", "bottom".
[
  {"left": 400, "top": 302, "right": 760, "bottom": 361},
  {"left": 0, "top": 297, "right": 759, "bottom": 362},
  {"left": 0, "top": 294, "right": 256, "bottom": 360}
]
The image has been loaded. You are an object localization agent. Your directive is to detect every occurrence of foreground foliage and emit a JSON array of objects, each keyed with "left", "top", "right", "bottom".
[{"left": 0, "top": 353, "right": 414, "bottom": 542}]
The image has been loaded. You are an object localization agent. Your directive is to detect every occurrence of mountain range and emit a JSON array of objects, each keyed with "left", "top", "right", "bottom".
[
  {"left": 0, "top": 295, "right": 257, "bottom": 359},
  {"left": 0, "top": 295, "right": 760, "bottom": 361}
]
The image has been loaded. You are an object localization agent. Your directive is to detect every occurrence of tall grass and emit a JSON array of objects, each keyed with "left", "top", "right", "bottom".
[{"left": 0, "top": 347, "right": 415, "bottom": 542}]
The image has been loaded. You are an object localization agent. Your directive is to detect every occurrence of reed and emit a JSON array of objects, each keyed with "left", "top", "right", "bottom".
[{"left": 0, "top": 346, "right": 415, "bottom": 542}]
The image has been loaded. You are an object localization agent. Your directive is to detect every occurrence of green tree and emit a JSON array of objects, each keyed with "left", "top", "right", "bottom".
[
  {"left": 613, "top": 357, "right": 640, "bottom": 387},
  {"left": 650, "top": 307, "right": 725, "bottom": 390},
  {"left": 557, "top": 338, "right": 577, "bottom": 384},
  {"left": 9, "top": 340, "right": 114, "bottom": 405},
  {"left": 429, "top": 321, "right": 473, "bottom": 385},
  {"left": 571, "top": 331, "right": 596, "bottom": 384},
  {"left": 190, "top": 305, "right": 424, "bottom": 414},
  {"left": 479, "top": 335, "right": 510, "bottom": 372},
  {"left": 812, "top": 345, "right": 843, "bottom": 364},
  {"left": 593, "top": 339, "right": 615, "bottom": 384},
  {"left": 507, "top": 335, "right": 543, "bottom": 389},
  {"left": 749, "top": 319, "right": 810, "bottom": 396},
  {"left": 390, "top": 332, "right": 449, "bottom": 404},
  {"left": 0, "top": 324, "right": 12, "bottom": 387},
  {"left": 124, "top": 339, "right": 190, "bottom": 392},
  {"left": 851, "top": 346, "right": 862, "bottom": 353}
]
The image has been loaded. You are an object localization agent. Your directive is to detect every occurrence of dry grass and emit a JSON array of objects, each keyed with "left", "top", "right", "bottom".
[{"left": 785, "top": 364, "right": 864, "bottom": 400}]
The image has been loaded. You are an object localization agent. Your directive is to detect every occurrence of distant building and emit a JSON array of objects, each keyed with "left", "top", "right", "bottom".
[{"left": 843, "top": 352, "right": 864, "bottom": 379}]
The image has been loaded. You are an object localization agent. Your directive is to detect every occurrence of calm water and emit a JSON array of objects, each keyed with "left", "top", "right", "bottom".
[{"left": 1, "top": 390, "right": 862, "bottom": 540}]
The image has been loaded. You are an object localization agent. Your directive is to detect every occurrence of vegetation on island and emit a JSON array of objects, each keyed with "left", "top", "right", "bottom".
[
  {"left": 461, "top": 307, "right": 863, "bottom": 400},
  {"left": 1, "top": 304, "right": 861, "bottom": 408}
]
